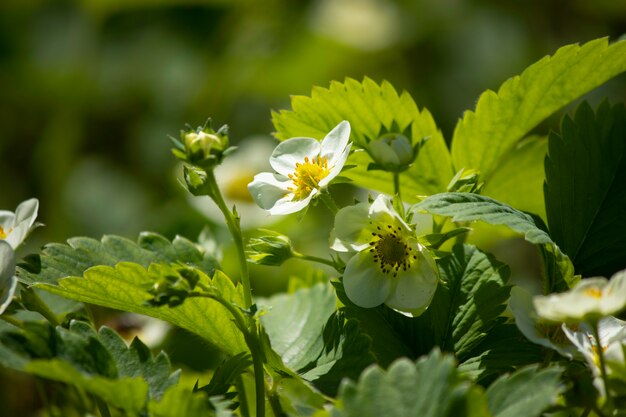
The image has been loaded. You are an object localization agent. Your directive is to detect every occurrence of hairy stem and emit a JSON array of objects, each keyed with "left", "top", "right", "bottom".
[{"left": 204, "top": 169, "right": 252, "bottom": 309}]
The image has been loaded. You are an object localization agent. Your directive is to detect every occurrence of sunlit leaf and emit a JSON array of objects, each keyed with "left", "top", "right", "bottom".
[
  {"left": 452, "top": 37, "right": 626, "bottom": 181},
  {"left": 271, "top": 77, "right": 454, "bottom": 200},
  {"left": 35, "top": 263, "right": 247, "bottom": 356}
]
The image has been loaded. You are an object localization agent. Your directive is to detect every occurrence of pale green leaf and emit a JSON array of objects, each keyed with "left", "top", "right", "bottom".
[
  {"left": 544, "top": 101, "right": 626, "bottom": 277},
  {"left": 260, "top": 283, "right": 374, "bottom": 395},
  {"left": 35, "top": 263, "right": 248, "bottom": 356},
  {"left": 486, "top": 365, "right": 564, "bottom": 417},
  {"left": 452, "top": 37, "right": 626, "bottom": 180},
  {"left": 271, "top": 77, "right": 454, "bottom": 200},
  {"left": 482, "top": 135, "right": 547, "bottom": 221},
  {"left": 331, "top": 350, "right": 490, "bottom": 417}
]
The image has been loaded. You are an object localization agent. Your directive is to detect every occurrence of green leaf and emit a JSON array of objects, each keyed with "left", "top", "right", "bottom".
[
  {"left": 149, "top": 383, "right": 234, "bottom": 417},
  {"left": 271, "top": 77, "right": 454, "bottom": 200},
  {"left": 35, "top": 263, "right": 248, "bottom": 356},
  {"left": 16, "top": 232, "right": 219, "bottom": 317},
  {"left": 411, "top": 244, "right": 511, "bottom": 361},
  {"left": 486, "top": 365, "right": 564, "bottom": 417},
  {"left": 452, "top": 37, "right": 626, "bottom": 181},
  {"left": 456, "top": 324, "right": 545, "bottom": 384},
  {"left": 98, "top": 326, "right": 180, "bottom": 400},
  {"left": 1, "top": 320, "right": 180, "bottom": 415},
  {"left": 27, "top": 359, "right": 149, "bottom": 415},
  {"left": 481, "top": 135, "right": 548, "bottom": 221},
  {"left": 19, "top": 232, "right": 219, "bottom": 286},
  {"left": 260, "top": 283, "right": 374, "bottom": 395},
  {"left": 331, "top": 350, "right": 490, "bottom": 417},
  {"left": 544, "top": 101, "right": 626, "bottom": 277},
  {"left": 414, "top": 192, "right": 575, "bottom": 291}
]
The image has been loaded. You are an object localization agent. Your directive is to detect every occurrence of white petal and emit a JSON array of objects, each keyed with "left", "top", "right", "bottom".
[
  {"left": 320, "top": 120, "right": 351, "bottom": 164},
  {"left": 343, "top": 250, "right": 391, "bottom": 308},
  {"left": 247, "top": 172, "right": 292, "bottom": 211},
  {"left": 319, "top": 142, "right": 352, "bottom": 188},
  {"left": 0, "top": 211, "right": 15, "bottom": 229},
  {"left": 603, "top": 269, "right": 626, "bottom": 314},
  {"left": 0, "top": 241, "right": 16, "bottom": 315},
  {"left": 270, "top": 138, "right": 320, "bottom": 177},
  {"left": 384, "top": 249, "right": 438, "bottom": 315},
  {"left": 268, "top": 190, "right": 317, "bottom": 215},
  {"left": 333, "top": 202, "right": 373, "bottom": 247},
  {"left": 14, "top": 198, "right": 39, "bottom": 227},
  {"left": 369, "top": 194, "right": 410, "bottom": 231}
]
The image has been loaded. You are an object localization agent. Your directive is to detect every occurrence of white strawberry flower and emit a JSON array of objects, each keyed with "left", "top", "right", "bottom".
[
  {"left": 332, "top": 194, "right": 438, "bottom": 316},
  {"left": 0, "top": 198, "right": 39, "bottom": 249},
  {"left": 0, "top": 241, "right": 16, "bottom": 315},
  {"left": 248, "top": 121, "right": 351, "bottom": 215},
  {"left": 533, "top": 268, "right": 626, "bottom": 324}
]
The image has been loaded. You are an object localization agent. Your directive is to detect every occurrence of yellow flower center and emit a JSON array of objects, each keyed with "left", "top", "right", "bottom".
[
  {"left": 368, "top": 224, "right": 416, "bottom": 277},
  {"left": 288, "top": 156, "right": 330, "bottom": 200},
  {"left": 0, "top": 226, "right": 11, "bottom": 239},
  {"left": 584, "top": 287, "right": 603, "bottom": 299}
]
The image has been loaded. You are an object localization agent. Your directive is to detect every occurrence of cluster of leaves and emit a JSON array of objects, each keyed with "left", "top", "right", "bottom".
[{"left": 1, "top": 36, "right": 625, "bottom": 416}]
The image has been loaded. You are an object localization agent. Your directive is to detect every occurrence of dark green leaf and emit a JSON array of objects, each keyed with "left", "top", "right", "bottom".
[{"left": 544, "top": 101, "right": 626, "bottom": 277}]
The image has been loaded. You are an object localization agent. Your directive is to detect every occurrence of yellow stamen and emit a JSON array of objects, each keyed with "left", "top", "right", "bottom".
[
  {"left": 0, "top": 226, "right": 10, "bottom": 240},
  {"left": 584, "top": 287, "right": 603, "bottom": 299},
  {"left": 287, "top": 156, "right": 330, "bottom": 200}
]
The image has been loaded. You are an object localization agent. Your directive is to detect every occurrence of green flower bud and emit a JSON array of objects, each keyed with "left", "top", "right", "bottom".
[
  {"left": 172, "top": 122, "right": 230, "bottom": 169},
  {"left": 246, "top": 230, "right": 295, "bottom": 266}
]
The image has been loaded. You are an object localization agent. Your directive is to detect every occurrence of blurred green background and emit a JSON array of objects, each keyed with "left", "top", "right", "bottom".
[
  {"left": 2, "top": 0, "right": 626, "bottom": 253},
  {"left": 1, "top": 1, "right": 626, "bottom": 415}
]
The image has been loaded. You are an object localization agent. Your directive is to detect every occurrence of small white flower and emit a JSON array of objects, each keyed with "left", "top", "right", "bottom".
[
  {"left": 562, "top": 316, "right": 626, "bottom": 396},
  {"left": 0, "top": 241, "right": 17, "bottom": 315},
  {"left": 248, "top": 121, "right": 351, "bottom": 215},
  {"left": 0, "top": 198, "right": 40, "bottom": 249},
  {"left": 533, "top": 268, "right": 626, "bottom": 323},
  {"left": 332, "top": 194, "right": 438, "bottom": 316},
  {"left": 509, "top": 286, "right": 577, "bottom": 358}
]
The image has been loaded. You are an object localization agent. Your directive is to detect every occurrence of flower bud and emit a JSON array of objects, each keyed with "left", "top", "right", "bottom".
[
  {"left": 246, "top": 230, "right": 295, "bottom": 266},
  {"left": 367, "top": 133, "right": 413, "bottom": 172},
  {"left": 172, "top": 122, "right": 230, "bottom": 169}
]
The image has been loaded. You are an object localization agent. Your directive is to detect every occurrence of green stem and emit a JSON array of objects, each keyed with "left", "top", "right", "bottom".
[
  {"left": 204, "top": 170, "right": 252, "bottom": 309},
  {"left": 0, "top": 314, "right": 24, "bottom": 328},
  {"left": 319, "top": 192, "right": 339, "bottom": 215},
  {"left": 293, "top": 252, "right": 336, "bottom": 268},
  {"left": 21, "top": 287, "right": 60, "bottom": 326},
  {"left": 591, "top": 320, "right": 613, "bottom": 411},
  {"left": 191, "top": 290, "right": 265, "bottom": 417},
  {"left": 393, "top": 172, "right": 401, "bottom": 199},
  {"left": 235, "top": 376, "right": 251, "bottom": 417},
  {"left": 579, "top": 407, "right": 591, "bottom": 417}
]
